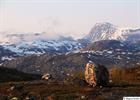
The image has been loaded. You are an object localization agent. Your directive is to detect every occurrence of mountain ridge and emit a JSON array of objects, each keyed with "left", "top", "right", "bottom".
[
  {"left": 84, "top": 22, "right": 140, "bottom": 42},
  {"left": 0, "top": 22, "right": 140, "bottom": 64}
]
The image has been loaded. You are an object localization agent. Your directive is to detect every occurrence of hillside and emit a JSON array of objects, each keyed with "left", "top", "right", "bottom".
[
  {"left": 2, "top": 41, "right": 140, "bottom": 80},
  {"left": 0, "top": 67, "right": 41, "bottom": 82},
  {"left": 0, "top": 66, "right": 140, "bottom": 100}
]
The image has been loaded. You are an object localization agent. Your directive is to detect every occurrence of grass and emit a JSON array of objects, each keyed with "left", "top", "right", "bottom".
[
  {"left": 0, "top": 66, "right": 140, "bottom": 99},
  {"left": 109, "top": 66, "right": 140, "bottom": 85},
  {"left": 0, "top": 80, "right": 140, "bottom": 100}
]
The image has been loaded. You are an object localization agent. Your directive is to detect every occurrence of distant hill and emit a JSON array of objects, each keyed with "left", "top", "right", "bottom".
[
  {"left": 2, "top": 41, "right": 140, "bottom": 80},
  {"left": 83, "top": 40, "right": 126, "bottom": 51},
  {"left": 0, "top": 67, "right": 41, "bottom": 82}
]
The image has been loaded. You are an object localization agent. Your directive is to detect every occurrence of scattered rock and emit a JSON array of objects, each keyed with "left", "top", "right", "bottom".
[
  {"left": 42, "top": 73, "right": 52, "bottom": 80},
  {"left": 11, "top": 97, "right": 18, "bottom": 100},
  {"left": 81, "top": 95, "right": 86, "bottom": 99}
]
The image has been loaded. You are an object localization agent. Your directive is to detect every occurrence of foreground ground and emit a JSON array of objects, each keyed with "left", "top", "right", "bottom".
[{"left": 0, "top": 80, "right": 140, "bottom": 100}]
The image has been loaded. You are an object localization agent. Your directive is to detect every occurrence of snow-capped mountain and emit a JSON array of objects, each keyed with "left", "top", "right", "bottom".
[
  {"left": 0, "top": 46, "right": 17, "bottom": 63},
  {"left": 0, "top": 32, "right": 86, "bottom": 63},
  {"left": 2, "top": 36, "right": 83, "bottom": 55},
  {"left": 1, "top": 22, "right": 140, "bottom": 74},
  {"left": 84, "top": 22, "right": 140, "bottom": 42},
  {"left": 0, "top": 22, "right": 140, "bottom": 63}
]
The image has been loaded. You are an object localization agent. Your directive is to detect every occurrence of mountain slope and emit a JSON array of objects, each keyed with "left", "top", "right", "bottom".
[
  {"left": 1, "top": 35, "right": 84, "bottom": 55},
  {"left": 0, "top": 46, "right": 17, "bottom": 63},
  {"left": 83, "top": 40, "right": 126, "bottom": 51},
  {"left": 84, "top": 22, "right": 140, "bottom": 42},
  {"left": 2, "top": 40, "right": 140, "bottom": 80},
  {"left": 0, "top": 22, "right": 140, "bottom": 65},
  {"left": 0, "top": 22, "right": 140, "bottom": 56},
  {"left": 0, "top": 67, "right": 41, "bottom": 82}
]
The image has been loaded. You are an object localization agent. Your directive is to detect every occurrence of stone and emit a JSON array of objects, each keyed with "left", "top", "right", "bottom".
[
  {"left": 85, "top": 61, "right": 109, "bottom": 87},
  {"left": 42, "top": 73, "right": 52, "bottom": 80}
]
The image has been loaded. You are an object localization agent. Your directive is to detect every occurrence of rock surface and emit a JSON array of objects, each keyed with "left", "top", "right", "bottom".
[{"left": 85, "top": 61, "right": 109, "bottom": 87}]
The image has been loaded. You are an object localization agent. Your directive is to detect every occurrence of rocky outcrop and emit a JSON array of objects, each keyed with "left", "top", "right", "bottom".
[{"left": 85, "top": 61, "right": 109, "bottom": 87}]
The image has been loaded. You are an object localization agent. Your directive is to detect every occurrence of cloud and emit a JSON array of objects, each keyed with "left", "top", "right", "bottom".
[
  {"left": 0, "top": 31, "right": 64, "bottom": 45},
  {"left": 38, "top": 17, "right": 61, "bottom": 33}
]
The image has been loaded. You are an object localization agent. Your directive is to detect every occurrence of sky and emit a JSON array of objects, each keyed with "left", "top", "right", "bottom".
[{"left": 0, "top": 0, "right": 140, "bottom": 38}]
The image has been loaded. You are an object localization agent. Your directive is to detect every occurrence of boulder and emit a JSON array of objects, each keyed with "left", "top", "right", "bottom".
[
  {"left": 85, "top": 61, "right": 109, "bottom": 87},
  {"left": 42, "top": 73, "right": 52, "bottom": 80}
]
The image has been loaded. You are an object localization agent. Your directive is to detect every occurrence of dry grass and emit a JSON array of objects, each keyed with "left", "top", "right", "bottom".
[
  {"left": 0, "top": 80, "right": 140, "bottom": 100},
  {"left": 109, "top": 66, "right": 140, "bottom": 85},
  {"left": 0, "top": 66, "right": 140, "bottom": 100}
]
